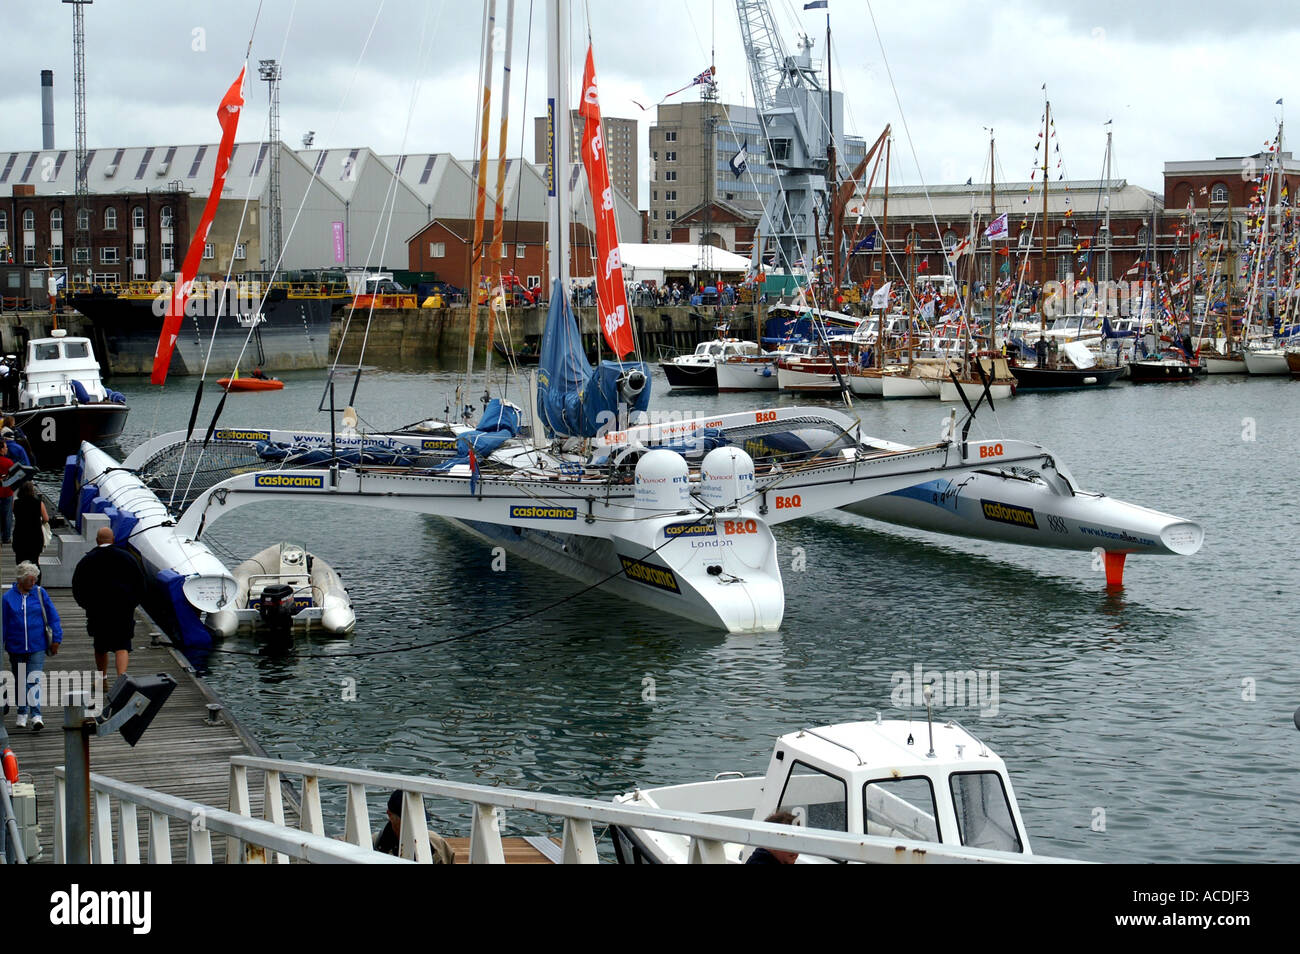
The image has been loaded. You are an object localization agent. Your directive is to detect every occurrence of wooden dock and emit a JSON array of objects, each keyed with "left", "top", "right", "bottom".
[
  {"left": 1, "top": 545, "right": 278, "bottom": 862},
  {"left": 2, "top": 541, "right": 553, "bottom": 864}
]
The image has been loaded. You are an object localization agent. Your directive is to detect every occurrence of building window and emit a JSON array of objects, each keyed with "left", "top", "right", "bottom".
[
  {"left": 942, "top": 230, "right": 958, "bottom": 249},
  {"left": 51, "top": 247, "right": 63, "bottom": 265},
  {"left": 1057, "top": 228, "right": 1075, "bottom": 248},
  {"left": 203, "top": 243, "right": 215, "bottom": 260},
  {"left": 161, "top": 206, "right": 173, "bottom": 228},
  {"left": 1018, "top": 229, "right": 1032, "bottom": 249},
  {"left": 665, "top": 131, "right": 677, "bottom": 142},
  {"left": 22, "top": 209, "right": 34, "bottom": 231},
  {"left": 665, "top": 171, "right": 677, "bottom": 181},
  {"left": 666, "top": 151, "right": 676, "bottom": 162},
  {"left": 50, "top": 209, "right": 63, "bottom": 231},
  {"left": 0, "top": 210, "right": 6, "bottom": 231},
  {"left": 653, "top": 230, "right": 659, "bottom": 240},
  {"left": 652, "top": 191, "right": 657, "bottom": 201},
  {"left": 161, "top": 242, "right": 174, "bottom": 262},
  {"left": 1056, "top": 256, "right": 1071, "bottom": 281},
  {"left": 100, "top": 246, "right": 119, "bottom": 264},
  {"left": 23, "top": 247, "right": 35, "bottom": 264},
  {"left": 429, "top": 241, "right": 446, "bottom": 258},
  {"left": 666, "top": 210, "right": 676, "bottom": 221},
  {"left": 1210, "top": 183, "right": 1229, "bottom": 204},
  {"left": 132, "top": 206, "right": 145, "bottom": 229},
  {"left": 526, "top": 275, "right": 540, "bottom": 288},
  {"left": 516, "top": 244, "right": 525, "bottom": 258},
  {"left": 652, "top": 211, "right": 658, "bottom": 220},
  {"left": 104, "top": 207, "right": 117, "bottom": 230},
  {"left": 234, "top": 243, "right": 247, "bottom": 260},
  {"left": 1136, "top": 226, "right": 1151, "bottom": 246},
  {"left": 74, "top": 247, "right": 90, "bottom": 264},
  {"left": 133, "top": 243, "right": 147, "bottom": 261},
  {"left": 666, "top": 190, "right": 676, "bottom": 201},
  {"left": 1097, "top": 226, "right": 1110, "bottom": 247},
  {"left": 77, "top": 208, "right": 90, "bottom": 231}
]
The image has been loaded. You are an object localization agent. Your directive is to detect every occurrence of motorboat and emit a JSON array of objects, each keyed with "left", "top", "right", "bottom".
[
  {"left": 1127, "top": 349, "right": 1197, "bottom": 383},
  {"left": 659, "top": 338, "right": 761, "bottom": 390},
  {"left": 610, "top": 714, "right": 1059, "bottom": 863},
  {"left": 4, "top": 329, "right": 129, "bottom": 470},
  {"left": 1242, "top": 346, "right": 1290, "bottom": 376},
  {"left": 206, "top": 542, "right": 355, "bottom": 641}
]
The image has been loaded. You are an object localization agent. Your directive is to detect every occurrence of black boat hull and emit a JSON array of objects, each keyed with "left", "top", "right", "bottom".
[
  {"left": 1127, "top": 362, "right": 1195, "bottom": 383},
  {"left": 11, "top": 402, "right": 130, "bottom": 470},
  {"left": 660, "top": 362, "right": 717, "bottom": 389},
  {"left": 67, "top": 286, "right": 345, "bottom": 376},
  {"left": 1009, "top": 365, "right": 1125, "bottom": 391}
]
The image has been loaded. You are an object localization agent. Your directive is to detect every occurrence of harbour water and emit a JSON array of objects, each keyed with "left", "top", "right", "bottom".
[{"left": 100, "top": 367, "right": 1298, "bottom": 863}]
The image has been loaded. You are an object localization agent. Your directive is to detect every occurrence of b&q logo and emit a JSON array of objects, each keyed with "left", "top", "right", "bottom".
[
  {"left": 978, "top": 443, "right": 1004, "bottom": 459},
  {"left": 775, "top": 495, "right": 801, "bottom": 510}
]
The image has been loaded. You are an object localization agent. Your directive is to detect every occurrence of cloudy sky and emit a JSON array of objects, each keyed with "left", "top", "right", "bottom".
[{"left": 3, "top": 0, "right": 1295, "bottom": 207}]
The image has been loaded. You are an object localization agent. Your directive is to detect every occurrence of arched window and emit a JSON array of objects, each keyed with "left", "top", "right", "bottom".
[
  {"left": 1057, "top": 228, "right": 1075, "bottom": 248},
  {"left": 1210, "top": 182, "right": 1229, "bottom": 204},
  {"left": 1018, "top": 228, "right": 1033, "bottom": 248},
  {"left": 160, "top": 206, "right": 173, "bottom": 228},
  {"left": 1097, "top": 226, "right": 1110, "bottom": 247},
  {"left": 132, "top": 206, "right": 145, "bottom": 229},
  {"left": 22, "top": 209, "right": 35, "bottom": 231},
  {"left": 50, "top": 209, "right": 63, "bottom": 231},
  {"left": 941, "top": 230, "right": 958, "bottom": 249},
  {"left": 77, "top": 208, "right": 90, "bottom": 231},
  {"left": 1136, "top": 226, "right": 1151, "bottom": 246},
  {"left": 906, "top": 230, "right": 920, "bottom": 250},
  {"left": 104, "top": 207, "right": 118, "bottom": 230}
]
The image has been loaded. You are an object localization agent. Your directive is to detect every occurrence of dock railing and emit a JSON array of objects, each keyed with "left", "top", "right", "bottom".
[
  {"left": 226, "top": 755, "right": 1077, "bottom": 864},
  {"left": 53, "top": 767, "right": 407, "bottom": 864}
]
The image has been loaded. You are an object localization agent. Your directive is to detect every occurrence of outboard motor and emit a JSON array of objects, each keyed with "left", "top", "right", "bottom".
[
  {"left": 257, "top": 583, "right": 296, "bottom": 648},
  {"left": 618, "top": 368, "right": 647, "bottom": 404}
]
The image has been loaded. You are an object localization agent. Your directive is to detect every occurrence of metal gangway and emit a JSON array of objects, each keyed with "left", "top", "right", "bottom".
[{"left": 43, "top": 756, "right": 1080, "bottom": 864}]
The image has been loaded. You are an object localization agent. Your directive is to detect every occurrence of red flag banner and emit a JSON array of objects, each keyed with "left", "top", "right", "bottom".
[
  {"left": 578, "top": 45, "right": 635, "bottom": 358},
  {"left": 151, "top": 67, "right": 246, "bottom": 385}
]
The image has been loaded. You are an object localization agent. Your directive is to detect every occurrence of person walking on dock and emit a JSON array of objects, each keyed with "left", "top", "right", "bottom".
[
  {"left": 3, "top": 561, "right": 62, "bottom": 731},
  {"left": 11, "top": 482, "right": 49, "bottom": 573},
  {"left": 71, "top": 527, "right": 147, "bottom": 691}
]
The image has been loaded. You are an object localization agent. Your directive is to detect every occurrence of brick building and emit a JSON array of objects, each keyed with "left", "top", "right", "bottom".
[
  {"left": 1, "top": 183, "right": 190, "bottom": 304},
  {"left": 406, "top": 217, "right": 599, "bottom": 290}
]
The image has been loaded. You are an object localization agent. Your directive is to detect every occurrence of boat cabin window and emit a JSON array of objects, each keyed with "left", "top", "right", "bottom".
[
  {"left": 777, "top": 761, "right": 847, "bottom": 832},
  {"left": 949, "top": 771, "right": 1023, "bottom": 853},
  {"left": 64, "top": 340, "right": 90, "bottom": 359},
  {"left": 863, "top": 776, "right": 941, "bottom": 843},
  {"left": 33, "top": 343, "right": 61, "bottom": 361}
]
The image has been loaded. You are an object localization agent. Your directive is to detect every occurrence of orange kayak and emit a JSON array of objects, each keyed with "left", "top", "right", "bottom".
[{"left": 219, "top": 377, "right": 284, "bottom": 392}]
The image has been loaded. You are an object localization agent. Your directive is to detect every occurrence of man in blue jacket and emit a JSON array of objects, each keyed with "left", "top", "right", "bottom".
[{"left": 2, "top": 561, "right": 62, "bottom": 731}]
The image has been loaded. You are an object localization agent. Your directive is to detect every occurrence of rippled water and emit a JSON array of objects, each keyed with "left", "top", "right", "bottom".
[{"left": 100, "top": 366, "right": 1300, "bottom": 862}]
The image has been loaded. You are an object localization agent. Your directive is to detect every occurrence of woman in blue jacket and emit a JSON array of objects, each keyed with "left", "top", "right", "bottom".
[{"left": 3, "top": 561, "right": 62, "bottom": 730}]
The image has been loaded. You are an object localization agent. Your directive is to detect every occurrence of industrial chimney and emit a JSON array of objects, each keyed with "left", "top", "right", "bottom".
[{"left": 41, "top": 70, "right": 54, "bottom": 149}]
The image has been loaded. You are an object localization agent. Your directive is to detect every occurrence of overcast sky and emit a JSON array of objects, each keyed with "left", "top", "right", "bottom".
[{"left": 3, "top": 0, "right": 1295, "bottom": 208}]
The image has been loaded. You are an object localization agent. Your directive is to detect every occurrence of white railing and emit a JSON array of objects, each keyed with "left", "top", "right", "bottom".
[
  {"left": 54, "top": 768, "right": 408, "bottom": 864},
  {"left": 228, "top": 756, "right": 1079, "bottom": 864}
]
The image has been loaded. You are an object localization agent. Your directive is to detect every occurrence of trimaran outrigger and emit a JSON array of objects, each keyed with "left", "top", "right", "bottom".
[{"left": 64, "top": 0, "right": 1202, "bottom": 644}]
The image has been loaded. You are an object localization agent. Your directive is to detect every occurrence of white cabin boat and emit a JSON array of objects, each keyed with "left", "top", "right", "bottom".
[{"left": 612, "top": 717, "right": 1043, "bottom": 863}]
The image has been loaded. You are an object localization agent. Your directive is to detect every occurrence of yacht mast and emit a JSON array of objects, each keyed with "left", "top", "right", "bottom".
[{"left": 546, "top": 0, "right": 572, "bottom": 300}]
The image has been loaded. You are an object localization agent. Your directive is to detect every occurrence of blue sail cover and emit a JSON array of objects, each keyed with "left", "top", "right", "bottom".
[{"left": 536, "top": 280, "right": 650, "bottom": 438}]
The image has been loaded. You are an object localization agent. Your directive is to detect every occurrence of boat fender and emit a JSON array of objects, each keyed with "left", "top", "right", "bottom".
[{"left": 2, "top": 746, "right": 17, "bottom": 783}]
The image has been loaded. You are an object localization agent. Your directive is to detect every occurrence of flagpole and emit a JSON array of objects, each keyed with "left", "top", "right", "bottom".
[{"left": 879, "top": 135, "right": 889, "bottom": 369}]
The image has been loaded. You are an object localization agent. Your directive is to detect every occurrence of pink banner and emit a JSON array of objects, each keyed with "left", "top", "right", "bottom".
[{"left": 332, "top": 221, "right": 345, "bottom": 264}]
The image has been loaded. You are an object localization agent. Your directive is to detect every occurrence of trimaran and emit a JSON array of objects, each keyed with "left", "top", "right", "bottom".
[{"left": 68, "top": 0, "right": 1203, "bottom": 643}]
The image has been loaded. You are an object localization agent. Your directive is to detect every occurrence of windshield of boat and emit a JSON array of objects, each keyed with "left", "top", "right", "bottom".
[
  {"left": 863, "top": 776, "right": 941, "bottom": 842},
  {"left": 778, "top": 762, "right": 847, "bottom": 831},
  {"left": 949, "top": 771, "right": 1023, "bottom": 853},
  {"left": 32, "top": 343, "right": 61, "bottom": 361},
  {"left": 64, "top": 340, "right": 90, "bottom": 359}
]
